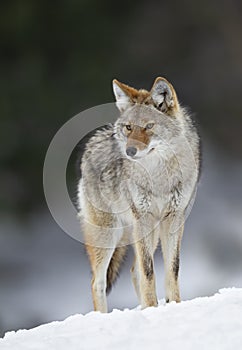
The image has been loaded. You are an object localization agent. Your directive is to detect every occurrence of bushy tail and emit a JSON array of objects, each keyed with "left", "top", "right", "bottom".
[{"left": 106, "top": 246, "right": 127, "bottom": 295}]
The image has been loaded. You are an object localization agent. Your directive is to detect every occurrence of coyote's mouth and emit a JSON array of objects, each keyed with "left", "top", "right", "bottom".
[{"left": 126, "top": 147, "right": 156, "bottom": 161}]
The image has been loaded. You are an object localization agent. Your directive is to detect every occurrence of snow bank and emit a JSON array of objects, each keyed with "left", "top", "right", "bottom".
[{"left": 1, "top": 288, "right": 242, "bottom": 350}]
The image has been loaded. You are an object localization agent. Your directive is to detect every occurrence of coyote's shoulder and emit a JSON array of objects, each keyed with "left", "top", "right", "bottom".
[{"left": 77, "top": 77, "right": 201, "bottom": 312}]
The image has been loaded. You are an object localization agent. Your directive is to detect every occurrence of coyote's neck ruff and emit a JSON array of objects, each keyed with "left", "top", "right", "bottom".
[{"left": 77, "top": 77, "right": 201, "bottom": 312}]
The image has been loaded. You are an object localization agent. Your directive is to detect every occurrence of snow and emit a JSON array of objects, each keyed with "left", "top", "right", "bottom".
[{"left": 1, "top": 288, "right": 242, "bottom": 350}]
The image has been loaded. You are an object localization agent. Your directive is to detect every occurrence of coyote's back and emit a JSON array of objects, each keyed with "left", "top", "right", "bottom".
[{"left": 77, "top": 77, "right": 201, "bottom": 312}]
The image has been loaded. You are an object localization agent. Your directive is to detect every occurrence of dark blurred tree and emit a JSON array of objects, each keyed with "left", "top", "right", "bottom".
[{"left": 0, "top": 0, "right": 139, "bottom": 214}]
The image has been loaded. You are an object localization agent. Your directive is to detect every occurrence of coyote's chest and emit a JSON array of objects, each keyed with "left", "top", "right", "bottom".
[{"left": 115, "top": 153, "right": 182, "bottom": 221}]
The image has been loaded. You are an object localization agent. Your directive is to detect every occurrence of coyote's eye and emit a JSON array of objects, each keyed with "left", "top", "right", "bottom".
[
  {"left": 146, "top": 123, "right": 154, "bottom": 129},
  {"left": 125, "top": 124, "right": 132, "bottom": 131}
]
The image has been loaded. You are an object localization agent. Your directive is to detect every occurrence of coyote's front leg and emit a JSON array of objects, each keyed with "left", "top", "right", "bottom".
[
  {"left": 160, "top": 217, "right": 184, "bottom": 303},
  {"left": 132, "top": 218, "right": 159, "bottom": 308},
  {"left": 86, "top": 244, "right": 114, "bottom": 313}
]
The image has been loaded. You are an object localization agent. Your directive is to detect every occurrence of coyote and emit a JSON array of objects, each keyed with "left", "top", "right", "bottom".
[{"left": 77, "top": 77, "right": 201, "bottom": 312}]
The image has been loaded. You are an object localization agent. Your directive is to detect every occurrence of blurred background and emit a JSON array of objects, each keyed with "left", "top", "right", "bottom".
[{"left": 1, "top": 0, "right": 242, "bottom": 336}]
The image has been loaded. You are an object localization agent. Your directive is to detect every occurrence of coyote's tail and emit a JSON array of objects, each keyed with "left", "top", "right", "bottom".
[{"left": 106, "top": 246, "right": 127, "bottom": 294}]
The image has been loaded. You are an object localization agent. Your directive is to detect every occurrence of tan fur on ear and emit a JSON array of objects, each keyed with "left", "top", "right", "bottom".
[
  {"left": 113, "top": 79, "right": 139, "bottom": 99},
  {"left": 151, "top": 77, "right": 179, "bottom": 116},
  {"left": 113, "top": 79, "right": 152, "bottom": 111},
  {"left": 112, "top": 79, "right": 133, "bottom": 112}
]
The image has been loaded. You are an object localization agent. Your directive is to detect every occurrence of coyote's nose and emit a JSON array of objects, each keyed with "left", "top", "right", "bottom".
[{"left": 126, "top": 147, "right": 137, "bottom": 157}]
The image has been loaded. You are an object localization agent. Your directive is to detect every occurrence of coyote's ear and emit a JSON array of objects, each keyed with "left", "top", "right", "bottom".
[
  {"left": 112, "top": 79, "right": 134, "bottom": 112},
  {"left": 151, "top": 77, "right": 179, "bottom": 116}
]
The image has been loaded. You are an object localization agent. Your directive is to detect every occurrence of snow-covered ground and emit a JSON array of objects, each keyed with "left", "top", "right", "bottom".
[{"left": 1, "top": 288, "right": 242, "bottom": 350}]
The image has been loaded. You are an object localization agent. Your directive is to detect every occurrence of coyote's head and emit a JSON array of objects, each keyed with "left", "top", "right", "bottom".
[{"left": 113, "top": 77, "right": 183, "bottom": 160}]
